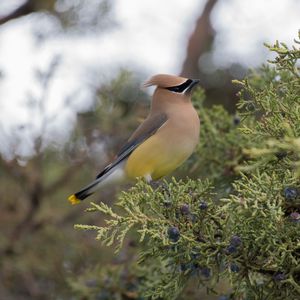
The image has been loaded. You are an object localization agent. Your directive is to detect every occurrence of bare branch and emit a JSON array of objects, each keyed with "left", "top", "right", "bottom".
[
  {"left": 180, "top": 0, "right": 218, "bottom": 78},
  {"left": 0, "top": 0, "right": 35, "bottom": 26}
]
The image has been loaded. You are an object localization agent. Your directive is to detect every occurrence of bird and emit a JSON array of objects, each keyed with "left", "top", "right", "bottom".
[{"left": 68, "top": 74, "right": 200, "bottom": 204}]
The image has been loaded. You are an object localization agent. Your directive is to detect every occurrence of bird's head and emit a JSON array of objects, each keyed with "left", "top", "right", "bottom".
[{"left": 143, "top": 74, "right": 200, "bottom": 96}]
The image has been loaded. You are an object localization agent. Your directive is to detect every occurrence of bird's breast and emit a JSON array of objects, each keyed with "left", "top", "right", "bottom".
[{"left": 125, "top": 106, "right": 200, "bottom": 180}]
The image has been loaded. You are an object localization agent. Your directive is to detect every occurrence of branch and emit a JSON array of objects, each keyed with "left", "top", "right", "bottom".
[
  {"left": 0, "top": 0, "right": 35, "bottom": 26},
  {"left": 180, "top": 0, "right": 218, "bottom": 78},
  {"left": 3, "top": 180, "right": 42, "bottom": 255}
]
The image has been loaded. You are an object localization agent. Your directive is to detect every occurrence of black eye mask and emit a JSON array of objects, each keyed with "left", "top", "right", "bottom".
[{"left": 165, "top": 79, "right": 193, "bottom": 93}]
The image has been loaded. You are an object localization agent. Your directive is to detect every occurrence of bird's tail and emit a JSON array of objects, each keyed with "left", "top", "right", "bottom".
[
  {"left": 68, "top": 179, "right": 101, "bottom": 204},
  {"left": 68, "top": 166, "right": 125, "bottom": 205}
]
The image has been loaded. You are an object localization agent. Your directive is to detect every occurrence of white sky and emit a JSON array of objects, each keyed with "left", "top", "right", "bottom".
[{"left": 0, "top": 0, "right": 299, "bottom": 160}]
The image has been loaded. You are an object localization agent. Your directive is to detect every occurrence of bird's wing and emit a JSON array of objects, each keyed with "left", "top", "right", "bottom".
[{"left": 95, "top": 113, "right": 168, "bottom": 179}]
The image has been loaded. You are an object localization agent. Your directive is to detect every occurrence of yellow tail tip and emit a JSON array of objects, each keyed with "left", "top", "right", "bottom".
[{"left": 68, "top": 194, "right": 80, "bottom": 205}]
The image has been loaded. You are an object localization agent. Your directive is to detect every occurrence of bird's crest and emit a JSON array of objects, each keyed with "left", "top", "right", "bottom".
[{"left": 143, "top": 74, "right": 187, "bottom": 88}]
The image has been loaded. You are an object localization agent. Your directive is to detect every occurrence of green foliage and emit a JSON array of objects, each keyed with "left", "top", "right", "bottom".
[
  {"left": 220, "top": 33, "right": 300, "bottom": 299},
  {"left": 0, "top": 69, "right": 149, "bottom": 299},
  {"left": 235, "top": 34, "right": 300, "bottom": 177},
  {"left": 68, "top": 263, "right": 143, "bottom": 300},
  {"left": 190, "top": 89, "right": 252, "bottom": 184},
  {"left": 73, "top": 34, "right": 300, "bottom": 299},
  {"left": 76, "top": 179, "right": 215, "bottom": 250},
  {"left": 76, "top": 178, "right": 229, "bottom": 299}
]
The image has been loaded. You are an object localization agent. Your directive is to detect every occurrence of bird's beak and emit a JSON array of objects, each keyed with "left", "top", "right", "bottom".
[{"left": 185, "top": 79, "right": 200, "bottom": 94}]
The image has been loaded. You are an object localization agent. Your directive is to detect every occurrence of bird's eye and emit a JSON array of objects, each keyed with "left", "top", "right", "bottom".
[{"left": 165, "top": 79, "right": 193, "bottom": 93}]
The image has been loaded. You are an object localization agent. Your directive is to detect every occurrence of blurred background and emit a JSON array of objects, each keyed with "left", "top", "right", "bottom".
[{"left": 0, "top": 0, "right": 299, "bottom": 299}]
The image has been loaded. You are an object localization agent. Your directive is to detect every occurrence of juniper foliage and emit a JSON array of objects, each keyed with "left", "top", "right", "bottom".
[{"left": 74, "top": 33, "right": 300, "bottom": 300}]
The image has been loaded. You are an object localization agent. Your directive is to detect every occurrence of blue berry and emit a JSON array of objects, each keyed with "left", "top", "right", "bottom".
[
  {"left": 275, "top": 152, "right": 287, "bottom": 160},
  {"left": 225, "top": 245, "right": 237, "bottom": 255},
  {"left": 199, "top": 202, "right": 208, "bottom": 210},
  {"left": 180, "top": 204, "right": 190, "bottom": 215},
  {"left": 290, "top": 212, "right": 300, "bottom": 222},
  {"left": 273, "top": 273, "right": 285, "bottom": 281},
  {"left": 200, "top": 267, "right": 211, "bottom": 278},
  {"left": 233, "top": 115, "right": 240, "bottom": 125},
  {"left": 284, "top": 187, "right": 298, "bottom": 201},
  {"left": 167, "top": 226, "right": 180, "bottom": 242},
  {"left": 230, "top": 263, "right": 240, "bottom": 273},
  {"left": 230, "top": 235, "right": 242, "bottom": 247}
]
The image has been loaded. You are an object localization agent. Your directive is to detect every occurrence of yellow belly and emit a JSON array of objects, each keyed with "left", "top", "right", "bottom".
[{"left": 125, "top": 134, "right": 193, "bottom": 180}]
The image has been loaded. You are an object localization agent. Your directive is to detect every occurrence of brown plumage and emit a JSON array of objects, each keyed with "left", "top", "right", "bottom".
[
  {"left": 68, "top": 74, "right": 200, "bottom": 204},
  {"left": 143, "top": 74, "right": 189, "bottom": 88}
]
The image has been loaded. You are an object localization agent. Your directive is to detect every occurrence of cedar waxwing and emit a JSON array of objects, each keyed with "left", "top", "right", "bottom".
[{"left": 68, "top": 74, "right": 200, "bottom": 204}]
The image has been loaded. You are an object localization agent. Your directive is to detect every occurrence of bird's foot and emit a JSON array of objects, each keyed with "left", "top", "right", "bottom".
[{"left": 149, "top": 180, "right": 169, "bottom": 193}]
